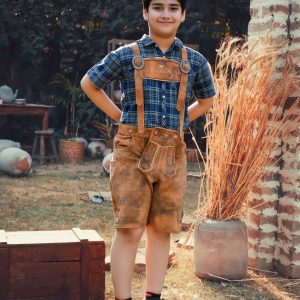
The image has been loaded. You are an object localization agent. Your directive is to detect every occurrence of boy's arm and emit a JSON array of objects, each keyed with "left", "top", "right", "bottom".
[
  {"left": 188, "top": 97, "right": 213, "bottom": 122},
  {"left": 81, "top": 74, "right": 122, "bottom": 123},
  {"left": 188, "top": 60, "right": 215, "bottom": 122}
]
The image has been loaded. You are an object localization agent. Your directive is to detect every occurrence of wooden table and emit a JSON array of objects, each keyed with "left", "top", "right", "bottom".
[{"left": 0, "top": 103, "right": 55, "bottom": 130}]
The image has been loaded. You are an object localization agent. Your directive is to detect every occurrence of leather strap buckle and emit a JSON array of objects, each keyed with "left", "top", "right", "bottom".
[
  {"left": 180, "top": 60, "right": 190, "bottom": 74},
  {"left": 132, "top": 55, "right": 144, "bottom": 69}
]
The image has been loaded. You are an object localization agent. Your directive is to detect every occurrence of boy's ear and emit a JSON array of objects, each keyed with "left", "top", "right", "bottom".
[
  {"left": 181, "top": 10, "right": 186, "bottom": 23},
  {"left": 143, "top": 8, "right": 148, "bottom": 21}
]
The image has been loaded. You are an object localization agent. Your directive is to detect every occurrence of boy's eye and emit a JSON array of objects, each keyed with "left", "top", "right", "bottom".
[{"left": 152, "top": 5, "right": 180, "bottom": 11}]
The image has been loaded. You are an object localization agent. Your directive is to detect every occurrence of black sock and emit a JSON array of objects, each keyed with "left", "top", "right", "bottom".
[{"left": 145, "top": 291, "right": 161, "bottom": 299}]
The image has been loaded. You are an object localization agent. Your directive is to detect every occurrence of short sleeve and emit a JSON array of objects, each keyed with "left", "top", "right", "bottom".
[
  {"left": 193, "top": 60, "right": 216, "bottom": 99},
  {"left": 87, "top": 50, "right": 122, "bottom": 89}
]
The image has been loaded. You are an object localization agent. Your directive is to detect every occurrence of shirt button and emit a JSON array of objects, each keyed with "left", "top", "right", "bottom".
[
  {"left": 162, "top": 115, "right": 166, "bottom": 119},
  {"left": 162, "top": 95, "right": 166, "bottom": 99}
]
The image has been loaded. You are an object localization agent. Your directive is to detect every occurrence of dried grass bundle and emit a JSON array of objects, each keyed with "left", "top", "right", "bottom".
[{"left": 199, "top": 37, "right": 300, "bottom": 221}]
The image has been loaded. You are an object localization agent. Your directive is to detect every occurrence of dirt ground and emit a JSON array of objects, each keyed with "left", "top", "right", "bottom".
[{"left": 0, "top": 160, "right": 299, "bottom": 300}]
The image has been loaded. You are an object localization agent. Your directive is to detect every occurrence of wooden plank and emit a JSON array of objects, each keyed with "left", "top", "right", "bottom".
[
  {"left": 0, "top": 230, "right": 7, "bottom": 245},
  {"left": 8, "top": 278, "right": 80, "bottom": 298},
  {"left": 72, "top": 228, "right": 89, "bottom": 242},
  {"left": 10, "top": 245, "right": 81, "bottom": 262},
  {"left": 80, "top": 244, "right": 91, "bottom": 300},
  {"left": 10, "top": 261, "right": 81, "bottom": 277},
  {"left": 90, "top": 259, "right": 105, "bottom": 300},
  {"left": 9, "top": 294, "right": 80, "bottom": 300},
  {"left": 89, "top": 242, "right": 105, "bottom": 259},
  {"left": 9, "top": 273, "right": 80, "bottom": 291},
  {"left": 0, "top": 248, "right": 10, "bottom": 300},
  {"left": 90, "top": 259, "right": 104, "bottom": 274},
  {"left": 72, "top": 229, "right": 104, "bottom": 243},
  {"left": 6, "top": 230, "right": 78, "bottom": 245}
]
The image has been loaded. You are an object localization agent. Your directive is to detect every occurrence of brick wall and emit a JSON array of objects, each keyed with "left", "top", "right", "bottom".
[{"left": 247, "top": 0, "right": 300, "bottom": 278}]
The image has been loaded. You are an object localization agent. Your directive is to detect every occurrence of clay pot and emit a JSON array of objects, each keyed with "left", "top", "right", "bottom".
[
  {"left": 194, "top": 219, "right": 248, "bottom": 280},
  {"left": 87, "top": 139, "right": 107, "bottom": 159},
  {"left": 0, "top": 147, "right": 32, "bottom": 176}
]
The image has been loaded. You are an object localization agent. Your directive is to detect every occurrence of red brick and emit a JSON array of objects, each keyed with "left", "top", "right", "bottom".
[
  {"left": 248, "top": 257, "right": 274, "bottom": 271},
  {"left": 278, "top": 204, "right": 300, "bottom": 214},
  {"left": 275, "top": 261, "right": 300, "bottom": 278},
  {"left": 281, "top": 161, "right": 300, "bottom": 170},
  {"left": 248, "top": 227, "right": 277, "bottom": 241},
  {"left": 257, "top": 245, "right": 277, "bottom": 254},
  {"left": 281, "top": 219, "right": 300, "bottom": 232},
  {"left": 248, "top": 21, "right": 286, "bottom": 34},
  {"left": 249, "top": 214, "right": 277, "bottom": 227},
  {"left": 248, "top": 228, "right": 259, "bottom": 241},
  {"left": 248, "top": 199, "right": 278, "bottom": 209},
  {"left": 282, "top": 191, "right": 299, "bottom": 200},
  {"left": 277, "top": 232, "right": 300, "bottom": 246},
  {"left": 262, "top": 5, "right": 289, "bottom": 15},
  {"left": 260, "top": 172, "right": 280, "bottom": 181}
]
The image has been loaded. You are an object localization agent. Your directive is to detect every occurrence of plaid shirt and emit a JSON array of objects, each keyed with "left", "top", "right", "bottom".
[{"left": 87, "top": 35, "right": 216, "bottom": 131}]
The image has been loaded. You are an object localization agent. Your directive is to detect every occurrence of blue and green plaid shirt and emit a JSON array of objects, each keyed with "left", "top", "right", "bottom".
[{"left": 87, "top": 35, "right": 216, "bottom": 131}]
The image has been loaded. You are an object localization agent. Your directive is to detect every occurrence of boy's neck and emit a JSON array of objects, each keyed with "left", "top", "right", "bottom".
[{"left": 148, "top": 32, "right": 176, "bottom": 53}]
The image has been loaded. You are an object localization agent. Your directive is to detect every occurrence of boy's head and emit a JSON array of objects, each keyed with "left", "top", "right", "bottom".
[{"left": 142, "top": 0, "right": 186, "bottom": 11}]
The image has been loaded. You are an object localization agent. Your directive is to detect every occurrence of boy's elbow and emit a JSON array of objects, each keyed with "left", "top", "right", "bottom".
[{"left": 80, "top": 74, "right": 90, "bottom": 92}]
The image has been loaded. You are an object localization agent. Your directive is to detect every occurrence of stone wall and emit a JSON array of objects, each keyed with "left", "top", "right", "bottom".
[{"left": 247, "top": 0, "right": 300, "bottom": 278}]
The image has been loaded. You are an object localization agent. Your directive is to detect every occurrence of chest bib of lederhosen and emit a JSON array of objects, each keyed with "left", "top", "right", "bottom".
[{"left": 130, "top": 43, "right": 190, "bottom": 139}]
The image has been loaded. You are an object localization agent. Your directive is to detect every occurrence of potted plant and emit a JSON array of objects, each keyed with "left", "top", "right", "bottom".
[
  {"left": 51, "top": 74, "right": 86, "bottom": 162},
  {"left": 193, "top": 37, "right": 299, "bottom": 280}
]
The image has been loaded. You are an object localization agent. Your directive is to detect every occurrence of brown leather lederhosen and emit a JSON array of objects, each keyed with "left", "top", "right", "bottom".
[
  {"left": 131, "top": 42, "right": 190, "bottom": 140},
  {"left": 110, "top": 43, "right": 190, "bottom": 233}
]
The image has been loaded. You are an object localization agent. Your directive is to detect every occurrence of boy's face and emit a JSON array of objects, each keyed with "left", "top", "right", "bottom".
[{"left": 143, "top": 0, "right": 186, "bottom": 39}]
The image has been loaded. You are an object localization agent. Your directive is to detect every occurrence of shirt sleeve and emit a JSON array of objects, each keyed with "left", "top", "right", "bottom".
[
  {"left": 193, "top": 60, "right": 216, "bottom": 99},
  {"left": 87, "top": 50, "right": 122, "bottom": 89}
]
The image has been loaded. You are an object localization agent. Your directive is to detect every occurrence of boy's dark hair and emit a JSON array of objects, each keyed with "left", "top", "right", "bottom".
[{"left": 142, "top": 0, "right": 186, "bottom": 11}]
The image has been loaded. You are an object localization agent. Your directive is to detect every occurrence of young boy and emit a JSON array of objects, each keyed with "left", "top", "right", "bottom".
[{"left": 81, "top": 1, "right": 215, "bottom": 299}]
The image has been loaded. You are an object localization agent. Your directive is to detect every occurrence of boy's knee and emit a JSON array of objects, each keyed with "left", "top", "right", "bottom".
[{"left": 117, "top": 227, "right": 145, "bottom": 243}]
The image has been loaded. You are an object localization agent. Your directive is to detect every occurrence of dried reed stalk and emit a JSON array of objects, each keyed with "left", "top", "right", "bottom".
[{"left": 200, "top": 37, "right": 300, "bottom": 220}]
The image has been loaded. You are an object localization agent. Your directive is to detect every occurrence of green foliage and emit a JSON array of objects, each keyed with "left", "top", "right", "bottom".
[{"left": 0, "top": 0, "right": 250, "bottom": 139}]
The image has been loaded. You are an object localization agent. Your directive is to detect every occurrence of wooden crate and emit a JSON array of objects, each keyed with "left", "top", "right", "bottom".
[{"left": 0, "top": 228, "right": 105, "bottom": 300}]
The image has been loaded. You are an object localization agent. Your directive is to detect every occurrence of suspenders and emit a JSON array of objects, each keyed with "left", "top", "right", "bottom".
[{"left": 131, "top": 43, "right": 189, "bottom": 140}]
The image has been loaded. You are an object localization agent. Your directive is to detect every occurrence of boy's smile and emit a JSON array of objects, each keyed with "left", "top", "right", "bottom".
[{"left": 143, "top": 0, "right": 186, "bottom": 41}]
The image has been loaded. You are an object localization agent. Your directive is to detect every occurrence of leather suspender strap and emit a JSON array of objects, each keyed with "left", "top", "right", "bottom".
[
  {"left": 131, "top": 43, "right": 189, "bottom": 139},
  {"left": 132, "top": 43, "right": 145, "bottom": 134},
  {"left": 177, "top": 47, "right": 189, "bottom": 140}
]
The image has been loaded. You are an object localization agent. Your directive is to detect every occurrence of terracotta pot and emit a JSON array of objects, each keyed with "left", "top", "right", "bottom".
[
  {"left": 194, "top": 219, "right": 248, "bottom": 280},
  {"left": 59, "top": 139, "right": 84, "bottom": 162}
]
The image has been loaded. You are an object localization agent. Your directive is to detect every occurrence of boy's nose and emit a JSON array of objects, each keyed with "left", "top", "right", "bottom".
[{"left": 161, "top": 9, "right": 171, "bottom": 19}]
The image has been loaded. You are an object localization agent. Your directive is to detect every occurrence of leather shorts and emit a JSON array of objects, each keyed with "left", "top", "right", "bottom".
[{"left": 109, "top": 124, "right": 187, "bottom": 233}]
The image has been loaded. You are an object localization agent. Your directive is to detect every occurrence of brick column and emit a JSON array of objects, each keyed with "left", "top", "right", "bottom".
[
  {"left": 275, "top": 1, "right": 300, "bottom": 277},
  {"left": 247, "top": 0, "right": 300, "bottom": 277}
]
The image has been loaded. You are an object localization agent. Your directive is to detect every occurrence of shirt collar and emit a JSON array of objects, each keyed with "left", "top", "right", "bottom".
[{"left": 139, "top": 34, "right": 184, "bottom": 49}]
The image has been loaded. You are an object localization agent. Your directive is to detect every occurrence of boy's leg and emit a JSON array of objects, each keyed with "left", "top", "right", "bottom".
[
  {"left": 145, "top": 224, "right": 170, "bottom": 295},
  {"left": 111, "top": 227, "right": 145, "bottom": 299}
]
